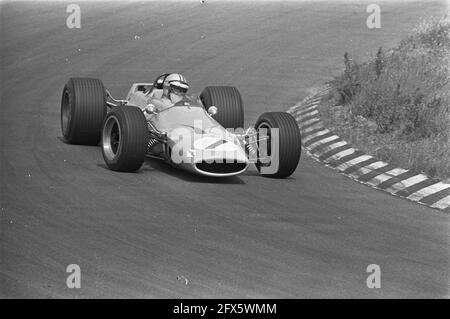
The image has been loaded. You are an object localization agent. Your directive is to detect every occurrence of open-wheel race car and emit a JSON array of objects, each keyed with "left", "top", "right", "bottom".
[{"left": 60, "top": 75, "right": 302, "bottom": 178}]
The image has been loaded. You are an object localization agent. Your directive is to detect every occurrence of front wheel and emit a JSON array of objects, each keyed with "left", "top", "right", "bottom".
[
  {"left": 255, "top": 112, "right": 301, "bottom": 178},
  {"left": 200, "top": 86, "right": 244, "bottom": 129},
  {"left": 101, "top": 106, "right": 148, "bottom": 172}
]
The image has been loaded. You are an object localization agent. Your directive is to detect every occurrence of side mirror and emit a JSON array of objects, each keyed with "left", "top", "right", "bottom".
[{"left": 208, "top": 106, "right": 217, "bottom": 116}]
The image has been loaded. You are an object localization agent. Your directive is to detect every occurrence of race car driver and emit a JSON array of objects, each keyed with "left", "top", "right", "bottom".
[{"left": 144, "top": 73, "right": 189, "bottom": 115}]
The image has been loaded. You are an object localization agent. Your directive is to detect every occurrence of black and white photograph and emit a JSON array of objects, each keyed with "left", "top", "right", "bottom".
[{"left": 0, "top": 0, "right": 449, "bottom": 304}]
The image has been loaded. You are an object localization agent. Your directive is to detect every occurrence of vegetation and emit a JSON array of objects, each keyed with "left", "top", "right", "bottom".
[{"left": 323, "top": 16, "right": 450, "bottom": 179}]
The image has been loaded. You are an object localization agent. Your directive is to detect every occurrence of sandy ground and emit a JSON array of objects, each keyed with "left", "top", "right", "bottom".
[{"left": 1, "top": 0, "right": 449, "bottom": 298}]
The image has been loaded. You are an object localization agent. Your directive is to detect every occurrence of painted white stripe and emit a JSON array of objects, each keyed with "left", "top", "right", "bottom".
[
  {"left": 299, "top": 101, "right": 318, "bottom": 108},
  {"left": 302, "top": 129, "right": 331, "bottom": 143},
  {"left": 430, "top": 195, "right": 450, "bottom": 210},
  {"left": 298, "top": 117, "right": 320, "bottom": 127},
  {"left": 296, "top": 105, "right": 317, "bottom": 115},
  {"left": 364, "top": 161, "right": 389, "bottom": 171},
  {"left": 298, "top": 110, "right": 319, "bottom": 118},
  {"left": 306, "top": 135, "right": 340, "bottom": 150},
  {"left": 407, "top": 182, "right": 450, "bottom": 202},
  {"left": 323, "top": 148, "right": 356, "bottom": 163},
  {"left": 314, "top": 141, "right": 348, "bottom": 156},
  {"left": 312, "top": 90, "right": 328, "bottom": 97},
  {"left": 301, "top": 122, "right": 323, "bottom": 133},
  {"left": 348, "top": 161, "right": 389, "bottom": 178},
  {"left": 384, "top": 174, "right": 429, "bottom": 194},
  {"left": 335, "top": 155, "right": 373, "bottom": 171},
  {"left": 366, "top": 168, "right": 409, "bottom": 187}
]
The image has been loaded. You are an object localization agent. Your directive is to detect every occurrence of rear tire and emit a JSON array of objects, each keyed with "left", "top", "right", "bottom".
[
  {"left": 61, "top": 77, "right": 106, "bottom": 145},
  {"left": 101, "top": 106, "right": 148, "bottom": 172},
  {"left": 255, "top": 112, "right": 301, "bottom": 178},
  {"left": 200, "top": 86, "right": 244, "bottom": 129}
]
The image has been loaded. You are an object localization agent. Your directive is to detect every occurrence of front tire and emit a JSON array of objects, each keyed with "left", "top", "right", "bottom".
[
  {"left": 61, "top": 77, "right": 106, "bottom": 145},
  {"left": 200, "top": 86, "right": 244, "bottom": 129},
  {"left": 101, "top": 106, "right": 148, "bottom": 172},
  {"left": 255, "top": 112, "right": 301, "bottom": 178}
]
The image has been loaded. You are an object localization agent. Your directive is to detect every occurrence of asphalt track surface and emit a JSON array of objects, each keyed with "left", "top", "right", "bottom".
[{"left": 1, "top": 0, "right": 449, "bottom": 298}]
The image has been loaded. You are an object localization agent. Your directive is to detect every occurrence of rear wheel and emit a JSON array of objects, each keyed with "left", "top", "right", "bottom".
[
  {"left": 101, "top": 106, "right": 148, "bottom": 172},
  {"left": 200, "top": 86, "right": 244, "bottom": 129},
  {"left": 255, "top": 112, "right": 301, "bottom": 178},
  {"left": 61, "top": 77, "right": 106, "bottom": 145}
]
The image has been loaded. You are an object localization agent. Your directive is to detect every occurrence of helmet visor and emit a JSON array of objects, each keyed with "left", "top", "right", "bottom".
[{"left": 169, "top": 81, "right": 189, "bottom": 95}]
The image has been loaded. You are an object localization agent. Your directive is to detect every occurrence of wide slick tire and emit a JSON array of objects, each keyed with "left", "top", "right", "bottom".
[
  {"left": 255, "top": 112, "right": 301, "bottom": 178},
  {"left": 101, "top": 106, "right": 148, "bottom": 172},
  {"left": 200, "top": 86, "right": 244, "bottom": 129},
  {"left": 60, "top": 77, "right": 106, "bottom": 145}
]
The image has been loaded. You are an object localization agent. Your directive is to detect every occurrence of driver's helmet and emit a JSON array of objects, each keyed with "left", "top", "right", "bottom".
[{"left": 163, "top": 73, "right": 189, "bottom": 103}]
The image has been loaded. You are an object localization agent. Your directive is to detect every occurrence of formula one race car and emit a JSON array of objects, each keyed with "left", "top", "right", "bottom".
[{"left": 60, "top": 76, "right": 301, "bottom": 178}]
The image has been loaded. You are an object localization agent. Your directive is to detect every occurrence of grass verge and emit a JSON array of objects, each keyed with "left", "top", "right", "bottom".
[{"left": 320, "top": 16, "right": 450, "bottom": 181}]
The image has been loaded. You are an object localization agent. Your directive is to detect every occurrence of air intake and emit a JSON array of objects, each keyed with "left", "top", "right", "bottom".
[{"left": 195, "top": 161, "right": 247, "bottom": 174}]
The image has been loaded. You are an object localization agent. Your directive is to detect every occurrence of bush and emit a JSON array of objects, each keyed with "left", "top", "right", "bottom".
[
  {"left": 331, "top": 16, "right": 450, "bottom": 138},
  {"left": 326, "top": 16, "right": 450, "bottom": 178},
  {"left": 330, "top": 52, "right": 363, "bottom": 104}
]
